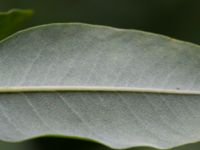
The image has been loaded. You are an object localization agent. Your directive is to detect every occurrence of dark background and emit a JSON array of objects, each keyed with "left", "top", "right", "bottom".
[
  {"left": 0, "top": 0, "right": 200, "bottom": 44},
  {"left": 0, "top": 0, "right": 200, "bottom": 150}
]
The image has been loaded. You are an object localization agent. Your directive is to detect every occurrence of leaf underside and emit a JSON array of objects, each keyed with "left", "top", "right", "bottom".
[{"left": 0, "top": 23, "right": 200, "bottom": 149}]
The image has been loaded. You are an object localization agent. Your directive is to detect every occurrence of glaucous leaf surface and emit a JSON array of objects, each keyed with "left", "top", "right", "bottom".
[
  {"left": 0, "top": 9, "right": 33, "bottom": 40},
  {"left": 0, "top": 23, "right": 200, "bottom": 149}
]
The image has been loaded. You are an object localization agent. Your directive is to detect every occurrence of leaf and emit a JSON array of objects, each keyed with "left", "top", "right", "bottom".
[
  {"left": 0, "top": 23, "right": 200, "bottom": 149},
  {"left": 0, "top": 9, "right": 33, "bottom": 40}
]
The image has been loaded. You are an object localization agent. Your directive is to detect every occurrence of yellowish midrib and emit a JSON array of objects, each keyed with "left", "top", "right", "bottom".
[{"left": 0, "top": 86, "right": 199, "bottom": 95}]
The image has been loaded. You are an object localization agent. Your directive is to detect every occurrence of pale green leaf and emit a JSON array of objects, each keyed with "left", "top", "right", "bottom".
[{"left": 0, "top": 23, "right": 200, "bottom": 149}]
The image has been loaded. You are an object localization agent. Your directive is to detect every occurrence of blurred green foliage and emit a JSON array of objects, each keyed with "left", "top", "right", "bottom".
[
  {"left": 0, "top": 140, "right": 39, "bottom": 150},
  {"left": 32, "top": 137, "right": 200, "bottom": 150},
  {"left": 0, "top": 0, "right": 200, "bottom": 149},
  {"left": 0, "top": 9, "right": 33, "bottom": 40},
  {"left": 1, "top": 137, "right": 200, "bottom": 150}
]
